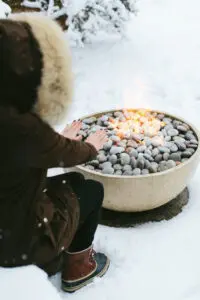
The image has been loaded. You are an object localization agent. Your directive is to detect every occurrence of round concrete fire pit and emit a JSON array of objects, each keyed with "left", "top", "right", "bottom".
[{"left": 72, "top": 109, "right": 200, "bottom": 212}]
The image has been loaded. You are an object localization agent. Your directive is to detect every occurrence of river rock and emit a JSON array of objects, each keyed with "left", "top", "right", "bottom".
[
  {"left": 120, "top": 153, "right": 131, "bottom": 165},
  {"left": 97, "top": 154, "right": 107, "bottom": 163},
  {"left": 110, "top": 146, "right": 125, "bottom": 155},
  {"left": 109, "top": 154, "right": 118, "bottom": 165},
  {"left": 132, "top": 168, "right": 141, "bottom": 176},
  {"left": 102, "top": 167, "right": 114, "bottom": 175},
  {"left": 169, "top": 152, "right": 181, "bottom": 161},
  {"left": 167, "top": 129, "right": 179, "bottom": 137}
]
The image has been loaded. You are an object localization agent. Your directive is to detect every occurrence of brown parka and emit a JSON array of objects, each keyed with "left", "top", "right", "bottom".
[{"left": 0, "top": 14, "right": 97, "bottom": 274}]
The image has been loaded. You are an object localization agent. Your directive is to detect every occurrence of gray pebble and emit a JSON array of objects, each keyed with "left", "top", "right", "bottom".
[
  {"left": 103, "top": 140, "right": 113, "bottom": 151},
  {"left": 173, "top": 120, "right": 182, "bottom": 127},
  {"left": 120, "top": 153, "right": 131, "bottom": 165},
  {"left": 123, "top": 170, "right": 133, "bottom": 176},
  {"left": 103, "top": 121, "right": 109, "bottom": 127},
  {"left": 109, "top": 154, "right": 118, "bottom": 165},
  {"left": 145, "top": 149, "right": 152, "bottom": 156},
  {"left": 167, "top": 129, "right": 179, "bottom": 137},
  {"left": 136, "top": 158, "right": 145, "bottom": 169},
  {"left": 129, "top": 149, "right": 138, "bottom": 158},
  {"left": 161, "top": 129, "right": 167, "bottom": 137},
  {"left": 97, "top": 154, "right": 107, "bottom": 163},
  {"left": 142, "top": 169, "right": 149, "bottom": 175},
  {"left": 100, "top": 115, "right": 109, "bottom": 122},
  {"left": 81, "top": 123, "right": 90, "bottom": 130},
  {"left": 169, "top": 152, "right": 181, "bottom": 161},
  {"left": 102, "top": 168, "right": 114, "bottom": 175},
  {"left": 115, "top": 170, "right": 122, "bottom": 175},
  {"left": 187, "top": 148, "right": 195, "bottom": 154},
  {"left": 174, "top": 141, "right": 186, "bottom": 151},
  {"left": 132, "top": 133, "right": 142, "bottom": 142},
  {"left": 118, "top": 141, "right": 127, "bottom": 148},
  {"left": 107, "top": 130, "right": 116, "bottom": 137},
  {"left": 173, "top": 136, "right": 185, "bottom": 143},
  {"left": 83, "top": 117, "right": 97, "bottom": 124},
  {"left": 190, "top": 139, "right": 198, "bottom": 145},
  {"left": 144, "top": 138, "right": 152, "bottom": 147},
  {"left": 181, "top": 151, "right": 192, "bottom": 158},
  {"left": 163, "top": 117, "right": 172, "bottom": 124},
  {"left": 143, "top": 153, "right": 154, "bottom": 162},
  {"left": 130, "top": 157, "right": 137, "bottom": 168},
  {"left": 170, "top": 144, "right": 179, "bottom": 152},
  {"left": 188, "top": 144, "right": 198, "bottom": 149},
  {"left": 157, "top": 114, "right": 165, "bottom": 120},
  {"left": 185, "top": 132, "right": 196, "bottom": 140},
  {"left": 152, "top": 148, "right": 159, "bottom": 157},
  {"left": 163, "top": 153, "right": 169, "bottom": 161},
  {"left": 149, "top": 163, "right": 158, "bottom": 173},
  {"left": 158, "top": 147, "right": 170, "bottom": 154},
  {"left": 113, "top": 164, "right": 122, "bottom": 170},
  {"left": 127, "top": 140, "right": 138, "bottom": 148},
  {"left": 138, "top": 153, "right": 144, "bottom": 158},
  {"left": 165, "top": 124, "right": 174, "bottom": 131},
  {"left": 155, "top": 154, "right": 163, "bottom": 163},
  {"left": 110, "top": 146, "right": 125, "bottom": 155},
  {"left": 177, "top": 125, "right": 188, "bottom": 132},
  {"left": 102, "top": 162, "right": 112, "bottom": 169},
  {"left": 166, "top": 160, "right": 176, "bottom": 169},
  {"left": 158, "top": 161, "right": 167, "bottom": 172},
  {"left": 151, "top": 136, "right": 163, "bottom": 147},
  {"left": 137, "top": 145, "right": 147, "bottom": 152},
  {"left": 110, "top": 135, "right": 121, "bottom": 142},
  {"left": 123, "top": 165, "right": 132, "bottom": 172},
  {"left": 165, "top": 136, "right": 171, "bottom": 142},
  {"left": 132, "top": 168, "right": 141, "bottom": 176}
]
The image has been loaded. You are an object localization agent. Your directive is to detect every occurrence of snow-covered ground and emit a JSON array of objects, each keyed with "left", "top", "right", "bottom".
[
  {"left": 2, "top": 0, "right": 200, "bottom": 299},
  {"left": 0, "top": 1, "right": 11, "bottom": 18}
]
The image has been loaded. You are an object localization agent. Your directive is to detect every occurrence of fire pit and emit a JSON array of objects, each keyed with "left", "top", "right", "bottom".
[{"left": 72, "top": 109, "right": 200, "bottom": 212}]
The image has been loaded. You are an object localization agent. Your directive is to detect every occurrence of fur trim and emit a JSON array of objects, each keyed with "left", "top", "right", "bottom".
[{"left": 10, "top": 14, "right": 73, "bottom": 127}]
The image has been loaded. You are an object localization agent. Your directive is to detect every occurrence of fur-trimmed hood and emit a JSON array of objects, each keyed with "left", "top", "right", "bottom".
[{"left": 0, "top": 14, "right": 73, "bottom": 127}]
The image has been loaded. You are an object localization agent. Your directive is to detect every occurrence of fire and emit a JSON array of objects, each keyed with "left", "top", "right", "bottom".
[{"left": 107, "top": 109, "right": 165, "bottom": 145}]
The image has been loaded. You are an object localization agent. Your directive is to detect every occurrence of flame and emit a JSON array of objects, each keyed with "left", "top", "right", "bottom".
[{"left": 107, "top": 109, "right": 165, "bottom": 146}]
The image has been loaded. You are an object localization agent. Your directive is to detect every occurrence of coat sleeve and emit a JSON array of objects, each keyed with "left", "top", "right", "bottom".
[{"left": 23, "top": 113, "right": 98, "bottom": 168}]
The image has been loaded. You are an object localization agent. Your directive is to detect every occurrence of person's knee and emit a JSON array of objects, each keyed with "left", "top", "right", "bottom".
[{"left": 85, "top": 180, "right": 104, "bottom": 207}]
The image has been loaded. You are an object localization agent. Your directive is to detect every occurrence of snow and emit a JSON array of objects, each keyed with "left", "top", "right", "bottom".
[
  {"left": 1, "top": 266, "right": 62, "bottom": 300},
  {"left": 0, "top": 1, "right": 11, "bottom": 18},
  {"left": 2, "top": 0, "right": 200, "bottom": 299}
]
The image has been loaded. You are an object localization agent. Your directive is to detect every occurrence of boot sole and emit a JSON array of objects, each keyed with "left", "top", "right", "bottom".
[{"left": 62, "top": 258, "right": 110, "bottom": 293}]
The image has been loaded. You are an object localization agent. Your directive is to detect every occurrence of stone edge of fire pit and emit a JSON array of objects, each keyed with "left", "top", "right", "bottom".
[
  {"left": 99, "top": 187, "right": 189, "bottom": 227},
  {"left": 71, "top": 108, "right": 200, "bottom": 212}
]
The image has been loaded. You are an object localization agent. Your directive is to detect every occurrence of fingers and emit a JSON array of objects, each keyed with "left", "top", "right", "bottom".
[{"left": 74, "top": 135, "right": 82, "bottom": 141}]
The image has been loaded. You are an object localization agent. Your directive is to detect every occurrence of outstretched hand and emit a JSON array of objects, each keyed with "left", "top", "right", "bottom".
[
  {"left": 85, "top": 130, "right": 108, "bottom": 151},
  {"left": 62, "top": 121, "right": 82, "bottom": 141}
]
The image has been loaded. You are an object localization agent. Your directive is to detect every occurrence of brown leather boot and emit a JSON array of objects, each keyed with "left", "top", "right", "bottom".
[{"left": 62, "top": 246, "right": 110, "bottom": 293}]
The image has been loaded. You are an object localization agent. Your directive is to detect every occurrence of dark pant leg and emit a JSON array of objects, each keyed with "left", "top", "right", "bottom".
[{"left": 69, "top": 179, "right": 104, "bottom": 252}]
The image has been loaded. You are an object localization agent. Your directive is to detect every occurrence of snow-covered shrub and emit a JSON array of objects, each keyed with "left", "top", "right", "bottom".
[
  {"left": 66, "top": 0, "right": 137, "bottom": 45},
  {"left": 21, "top": 0, "right": 137, "bottom": 45},
  {"left": 0, "top": 0, "right": 11, "bottom": 18}
]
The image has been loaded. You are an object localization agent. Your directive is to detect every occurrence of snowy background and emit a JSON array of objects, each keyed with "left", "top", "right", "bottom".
[{"left": 1, "top": 0, "right": 200, "bottom": 299}]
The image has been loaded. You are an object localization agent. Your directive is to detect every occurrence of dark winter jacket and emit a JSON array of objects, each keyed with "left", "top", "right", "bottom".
[{"left": 0, "top": 14, "right": 97, "bottom": 274}]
